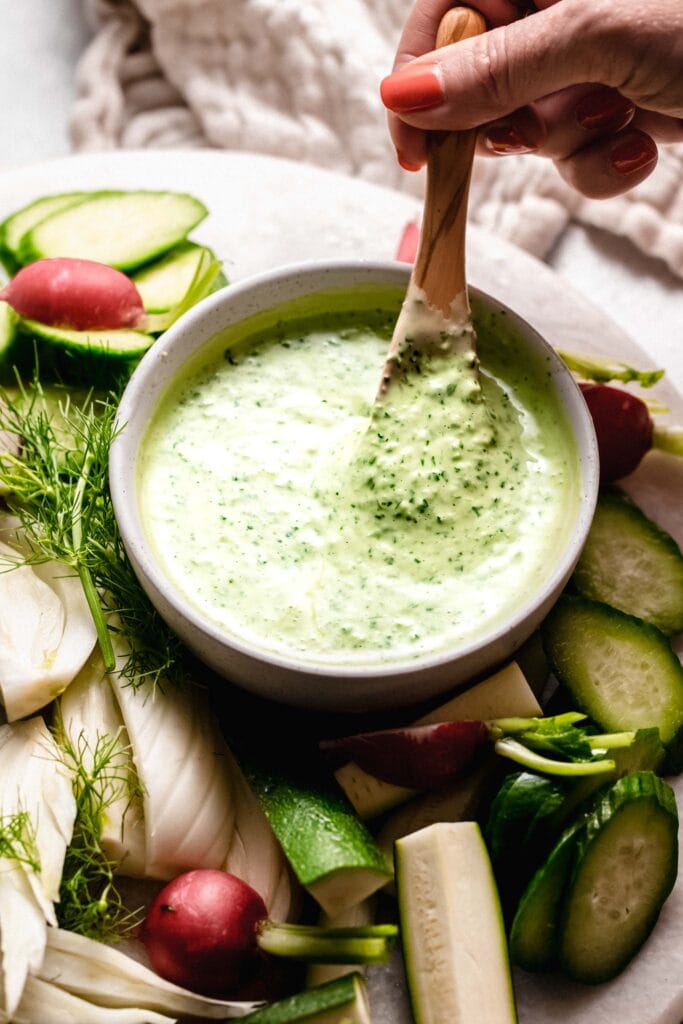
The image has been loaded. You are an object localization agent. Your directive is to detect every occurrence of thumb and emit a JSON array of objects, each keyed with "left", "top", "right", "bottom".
[{"left": 381, "top": 3, "right": 620, "bottom": 129}]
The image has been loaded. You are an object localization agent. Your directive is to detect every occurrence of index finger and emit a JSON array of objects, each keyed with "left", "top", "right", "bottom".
[{"left": 392, "top": 0, "right": 525, "bottom": 72}]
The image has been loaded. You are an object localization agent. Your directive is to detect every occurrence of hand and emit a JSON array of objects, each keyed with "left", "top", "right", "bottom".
[{"left": 380, "top": 0, "right": 683, "bottom": 197}]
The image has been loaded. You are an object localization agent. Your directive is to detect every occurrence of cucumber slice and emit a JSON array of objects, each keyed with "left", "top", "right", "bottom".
[
  {"left": 542, "top": 595, "right": 683, "bottom": 744},
  {"left": 396, "top": 822, "right": 517, "bottom": 1024},
  {"left": 558, "top": 771, "right": 678, "bottom": 983},
  {"left": 509, "top": 820, "right": 583, "bottom": 972},
  {"left": 132, "top": 242, "right": 222, "bottom": 313},
  {"left": 12, "top": 318, "right": 153, "bottom": 386},
  {"left": 307, "top": 901, "right": 375, "bottom": 988},
  {"left": 18, "top": 191, "right": 208, "bottom": 271},
  {"left": 573, "top": 490, "right": 683, "bottom": 635},
  {"left": 210, "top": 268, "right": 230, "bottom": 294},
  {"left": 0, "top": 192, "right": 88, "bottom": 271},
  {"left": 246, "top": 764, "right": 391, "bottom": 917},
  {"left": 21, "top": 319, "right": 153, "bottom": 358},
  {"left": 485, "top": 772, "right": 566, "bottom": 915},
  {"left": 550, "top": 726, "right": 666, "bottom": 832},
  {"left": 486, "top": 773, "right": 565, "bottom": 866},
  {"left": 242, "top": 973, "right": 370, "bottom": 1023},
  {"left": 336, "top": 662, "right": 540, "bottom": 820},
  {"left": 0, "top": 301, "right": 18, "bottom": 362}
]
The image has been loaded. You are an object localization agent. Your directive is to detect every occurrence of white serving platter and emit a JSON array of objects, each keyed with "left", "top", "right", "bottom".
[{"left": 1, "top": 149, "right": 681, "bottom": 1024}]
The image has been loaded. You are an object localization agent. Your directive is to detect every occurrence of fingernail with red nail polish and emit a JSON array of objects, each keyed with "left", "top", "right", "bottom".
[
  {"left": 380, "top": 62, "right": 444, "bottom": 113},
  {"left": 484, "top": 123, "right": 537, "bottom": 155},
  {"left": 397, "top": 152, "right": 424, "bottom": 172},
  {"left": 610, "top": 134, "right": 658, "bottom": 175},
  {"left": 576, "top": 88, "right": 635, "bottom": 132}
]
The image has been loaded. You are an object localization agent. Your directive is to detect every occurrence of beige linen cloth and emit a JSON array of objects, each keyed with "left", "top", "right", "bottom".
[{"left": 72, "top": 0, "right": 683, "bottom": 277}]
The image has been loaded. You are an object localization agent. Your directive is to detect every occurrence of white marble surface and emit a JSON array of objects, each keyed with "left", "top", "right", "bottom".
[{"left": 0, "top": 0, "right": 681, "bottom": 395}]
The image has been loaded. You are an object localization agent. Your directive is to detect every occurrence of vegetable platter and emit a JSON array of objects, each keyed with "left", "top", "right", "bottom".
[{"left": 0, "top": 149, "right": 681, "bottom": 1024}]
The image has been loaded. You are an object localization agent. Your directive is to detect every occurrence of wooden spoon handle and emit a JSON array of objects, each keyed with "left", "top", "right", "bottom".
[{"left": 413, "top": 6, "right": 486, "bottom": 317}]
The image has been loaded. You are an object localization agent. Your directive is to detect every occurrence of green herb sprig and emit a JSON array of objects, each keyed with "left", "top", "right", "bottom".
[
  {"left": 0, "top": 810, "right": 41, "bottom": 873},
  {"left": 54, "top": 719, "right": 143, "bottom": 941},
  {"left": 0, "top": 379, "right": 185, "bottom": 689}
]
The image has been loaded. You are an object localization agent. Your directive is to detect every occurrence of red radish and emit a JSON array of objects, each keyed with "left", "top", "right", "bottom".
[
  {"left": 395, "top": 219, "right": 420, "bottom": 263},
  {"left": 579, "top": 382, "right": 653, "bottom": 482},
  {"left": 0, "top": 258, "right": 146, "bottom": 331},
  {"left": 320, "top": 720, "right": 489, "bottom": 789},
  {"left": 140, "top": 870, "right": 266, "bottom": 995},
  {"left": 140, "top": 869, "right": 397, "bottom": 997}
]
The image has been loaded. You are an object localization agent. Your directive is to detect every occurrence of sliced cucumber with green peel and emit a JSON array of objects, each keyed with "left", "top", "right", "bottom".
[
  {"left": 132, "top": 242, "right": 222, "bottom": 312},
  {"left": 552, "top": 726, "right": 665, "bottom": 830},
  {"left": 542, "top": 595, "right": 683, "bottom": 744},
  {"left": 485, "top": 771, "right": 567, "bottom": 915},
  {"left": 558, "top": 771, "right": 678, "bottom": 983},
  {"left": 573, "top": 490, "right": 683, "bottom": 635},
  {"left": 11, "top": 318, "right": 153, "bottom": 385},
  {"left": 396, "top": 822, "right": 517, "bottom": 1024},
  {"left": 242, "top": 973, "right": 370, "bottom": 1023},
  {"left": 21, "top": 319, "right": 153, "bottom": 359},
  {"left": 18, "top": 190, "right": 208, "bottom": 271},
  {"left": 0, "top": 301, "right": 18, "bottom": 363},
  {"left": 509, "top": 820, "right": 583, "bottom": 972},
  {"left": 0, "top": 191, "right": 88, "bottom": 271},
  {"left": 210, "top": 268, "right": 230, "bottom": 294},
  {"left": 486, "top": 773, "right": 565, "bottom": 866},
  {"left": 246, "top": 764, "right": 391, "bottom": 918}
]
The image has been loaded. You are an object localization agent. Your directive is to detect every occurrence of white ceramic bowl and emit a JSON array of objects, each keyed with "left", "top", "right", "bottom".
[{"left": 110, "top": 261, "right": 599, "bottom": 712}]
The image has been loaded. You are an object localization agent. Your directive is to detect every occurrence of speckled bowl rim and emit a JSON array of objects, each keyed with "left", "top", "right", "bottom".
[{"left": 110, "top": 260, "right": 599, "bottom": 693}]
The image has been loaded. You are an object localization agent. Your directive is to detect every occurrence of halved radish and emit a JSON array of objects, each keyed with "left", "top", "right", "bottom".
[
  {"left": 0, "top": 258, "right": 146, "bottom": 331},
  {"left": 320, "top": 720, "right": 489, "bottom": 789}
]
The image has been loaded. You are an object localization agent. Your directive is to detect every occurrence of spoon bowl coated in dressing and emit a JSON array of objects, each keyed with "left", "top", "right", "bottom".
[{"left": 379, "top": 6, "right": 485, "bottom": 397}]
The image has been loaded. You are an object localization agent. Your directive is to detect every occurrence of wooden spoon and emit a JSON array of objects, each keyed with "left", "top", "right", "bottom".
[{"left": 379, "top": 5, "right": 486, "bottom": 395}]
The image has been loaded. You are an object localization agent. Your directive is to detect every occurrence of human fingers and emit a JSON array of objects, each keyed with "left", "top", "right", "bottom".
[
  {"left": 555, "top": 128, "right": 658, "bottom": 199},
  {"left": 631, "top": 110, "right": 683, "bottom": 145},
  {"left": 381, "top": 0, "right": 683, "bottom": 132},
  {"left": 387, "top": 0, "right": 527, "bottom": 167},
  {"left": 392, "top": 0, "right": 524, "bottom": 76},
  {"left": 478, "top": 85, "right": 635, "bottom": 158}
]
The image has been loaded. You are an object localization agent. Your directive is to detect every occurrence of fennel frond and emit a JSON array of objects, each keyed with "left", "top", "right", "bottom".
[
  {"left": 0, "top": 379, "right": 186, "bottom": 689},
  {"left": 0, "top": 810, "right": 41, "bottom": 873},
  {"left": 55, "top": 721, "right": 143, "bottom": 942}
]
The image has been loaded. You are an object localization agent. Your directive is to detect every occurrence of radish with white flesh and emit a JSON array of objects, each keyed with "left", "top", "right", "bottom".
[
  {"left": 324, "top": 711, "right": 618, "bottom": 793},
  {"left": 140, "top": 869, "right": 397, "bottom": 997},
  {"left": 322, "top": 720, "right": 488, "bottom": 789},
  {"left": 0, "top": 258, "right": 146, "bottom": 331},
  {"left": 335, "top": 661, "right": 541, "bottom": 819},
  {"left": 0, "top": 541, "right": 97, "bottom": 721}
]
